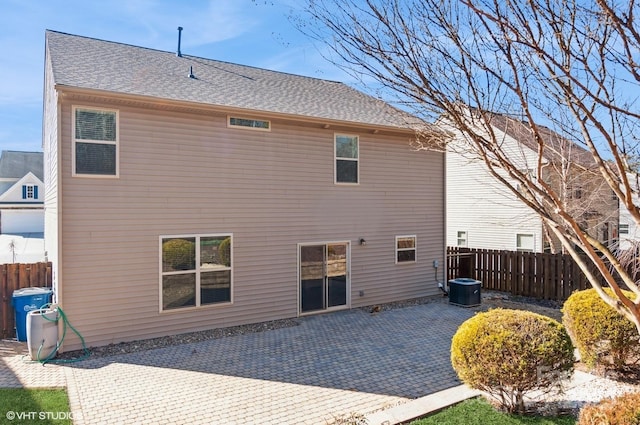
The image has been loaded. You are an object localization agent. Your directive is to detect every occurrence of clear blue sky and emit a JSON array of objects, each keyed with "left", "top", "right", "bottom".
[{"left": 0, "top": 0, "right": 351, "bottom": 153}]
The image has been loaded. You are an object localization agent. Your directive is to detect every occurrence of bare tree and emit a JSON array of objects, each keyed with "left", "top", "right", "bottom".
[{"left": 301, "top": 0, "right": 640, "bottom": 332}]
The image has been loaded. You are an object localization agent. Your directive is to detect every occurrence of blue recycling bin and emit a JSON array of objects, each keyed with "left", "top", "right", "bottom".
[{"left": 11, "top": 287, "right": 53, "bottom": 341}]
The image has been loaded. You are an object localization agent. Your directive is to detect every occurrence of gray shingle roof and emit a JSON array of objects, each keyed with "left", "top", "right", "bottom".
[
  {"left": 488, "top": 114, "right": 595, "bottom": 168},
  {"left": 46, "top": 30, "right": 420, "bottom": 130},
  {"left": 0, "top": 151, "right": 44, "bottom": 180}
]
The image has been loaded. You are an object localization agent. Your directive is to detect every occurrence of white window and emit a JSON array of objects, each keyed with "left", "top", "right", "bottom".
[
  {"left": 22, "top": 185, "right": 37, "bottom": 200},
  {"left": 619, "top": 223, "right": 630, "bottom": 235},
  {"left": 228, "top": 116, "right": 270, "bottom": 131},
  {"left": 516, "top": 234, "right": 535, "bottom": 252},
  {"left": 396, "top": 235, "right": 416, "bottom": 263},
  {"left": 457, "top": 231, "right": 468, "bottom": 247},
  {"left": 335, "top": 134, "right": 359, "bottom": 184},
  {"left": 73, "top": 106, "right": 118, "bottom": 177},
  {"left": 160, "top": 234, "right": 232, "bottom": 311}
]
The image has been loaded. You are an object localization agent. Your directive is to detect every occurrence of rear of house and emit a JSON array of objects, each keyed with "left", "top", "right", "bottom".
[{"left": 43, "top": 31, "right": 446, "bottom": 351}]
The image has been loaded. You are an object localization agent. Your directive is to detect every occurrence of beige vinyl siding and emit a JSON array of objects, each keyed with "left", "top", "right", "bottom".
[{"left": 57, "top": 98, "right": 444, "bottom": 350}]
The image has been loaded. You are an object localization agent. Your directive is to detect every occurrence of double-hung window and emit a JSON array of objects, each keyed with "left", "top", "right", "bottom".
[
  {"left": 396, "top": 235, "right": 417, "bottom": 263},
  {"left": 335, "top": 134, "right": 359, "bottom": 184},
  {"left": 457, "top": 231, "right": 468, "bottom": 247},
  {"left": 73, "top": 106, "right": 118, "bottom": 177},
  {"left": 161, "top": 234, "right": 232, "bottom": 311}
]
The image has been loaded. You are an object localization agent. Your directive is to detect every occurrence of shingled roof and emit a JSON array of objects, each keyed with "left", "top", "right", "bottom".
[
  {"left": 0, "top": 151, "right": 44, "bottom": 181},
  {"left": 487, "top": 113, "right": 596, "bottom": 168},
  {"left": 45, "top": 30, "right": 421, "bottom": 131}
]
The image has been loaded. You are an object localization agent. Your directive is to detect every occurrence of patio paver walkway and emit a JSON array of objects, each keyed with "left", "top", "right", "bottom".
[{"left": 1, "top": 300, "right": 479, "bottom": 424}]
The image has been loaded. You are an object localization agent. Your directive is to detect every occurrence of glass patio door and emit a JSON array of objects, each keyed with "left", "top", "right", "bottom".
[{"left": 299, "top": 243, "right": 348, "bottom": 313}]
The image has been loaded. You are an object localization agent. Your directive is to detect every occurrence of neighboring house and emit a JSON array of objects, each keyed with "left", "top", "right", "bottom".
[
  {"left": 446, "top": 112, "right": 618, "bottom": 253},
  {"left": 618, "top": 172, "right": 640, "bottom": 251},
  {"left": 0, "top": 150, "right": 44, "bottom": 234},
  {"left": 43, "top": 31, "right": 445, "bottom": 350}
]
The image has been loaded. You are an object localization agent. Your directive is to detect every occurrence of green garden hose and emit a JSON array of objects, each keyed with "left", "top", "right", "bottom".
[{"left": 35, "top": 304, "right": 90, "bottom": 365}]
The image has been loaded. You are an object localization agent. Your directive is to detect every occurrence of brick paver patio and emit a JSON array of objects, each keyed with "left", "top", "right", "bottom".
[{"left": 1, "top": 300, "right": 478, "bottom": 424}]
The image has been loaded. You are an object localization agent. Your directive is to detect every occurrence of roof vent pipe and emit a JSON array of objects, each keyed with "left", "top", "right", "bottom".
[{"left": 177, "top": 26, "right": 183, "bottom": 57}]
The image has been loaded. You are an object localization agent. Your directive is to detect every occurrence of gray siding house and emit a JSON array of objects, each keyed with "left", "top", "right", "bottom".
[{"left": 43, "top": 30, "right": 445, "bottom": 351}]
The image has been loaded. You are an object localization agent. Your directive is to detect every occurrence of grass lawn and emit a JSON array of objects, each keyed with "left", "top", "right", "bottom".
[
  {"left": 0, "top": 388, "right": 71, "bottom": 425},
  {"left": 410, "top": 397, "right": 576, "bottom": 425}
]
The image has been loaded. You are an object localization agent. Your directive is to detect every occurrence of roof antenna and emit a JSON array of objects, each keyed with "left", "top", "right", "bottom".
[{"left": 176, "top": 26, "right": 183, "bottom": 57}]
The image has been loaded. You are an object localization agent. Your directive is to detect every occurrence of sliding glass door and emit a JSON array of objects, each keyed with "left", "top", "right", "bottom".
[{"left": 299, "top": 243, "right": 349, "bottom": 313}]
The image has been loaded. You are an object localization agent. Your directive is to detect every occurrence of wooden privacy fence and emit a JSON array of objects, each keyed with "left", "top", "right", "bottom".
[
  {"left": 447, "top": 247, "right": 592, "bottom": 301},
  {"left": 0, "top": 262, "right": 52, "bottom": 339}
]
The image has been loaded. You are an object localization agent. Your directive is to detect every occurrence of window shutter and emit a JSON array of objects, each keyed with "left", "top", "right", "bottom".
[
  {"left": 34, "top": 186, "right": 38, "bottom": 199},
  {"left": 22, "top": 185, "right": 27, "bottom": 199}
]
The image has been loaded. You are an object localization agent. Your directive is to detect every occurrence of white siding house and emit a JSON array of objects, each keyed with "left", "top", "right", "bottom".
[
  {"left": 0, "top": 151, "right": 44, "bottom": 234},
  {"left": 445, "top": 119, "right": 544, "bottom": 252},
  {"left": 619, "top": 173, "right": 640, "bottom": 251},
  {"left": 445, "top": 113, "right": 618, "bottom": 253},
  {"left": 43, "top": 31, "right": 446, "bottom": 351}
]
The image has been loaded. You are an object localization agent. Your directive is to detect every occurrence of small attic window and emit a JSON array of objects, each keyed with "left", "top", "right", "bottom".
[{"left": 228, "top": 116, "right": 270, "bottom": 131}]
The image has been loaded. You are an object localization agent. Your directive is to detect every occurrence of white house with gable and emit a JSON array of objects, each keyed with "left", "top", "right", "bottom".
[{"left": 0, "top": 151, "right": 44, "bottom": 234}]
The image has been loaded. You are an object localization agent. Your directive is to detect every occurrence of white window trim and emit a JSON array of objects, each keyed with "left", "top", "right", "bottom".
[
  {"left": 72, "top": 105, "right": 120, "bottom": 178},
  {"left": 395, "top": 235, "right": 417, "bottom": 264},
  {"left": 159, "top": 233, "right": 233, "bottom": 313},
  {"left": 25, "top": 185, "right": 35, "bottom": 199},
  {"left": 334, "top": 133, "right": 360, "bottom": 185},
  {"left": 227, "top": 115, "right": 271, "bottom": 131},
  {"left": 619, "top": 223, "right": 630, "bottom": 235},
  {"left": 297, "top": 240, "right": 352, "bottom": 316},
  {"left": 516, "top": 233, "right": 535, "bottom": 252},
  {"left": 457, "top": 230, "right": 468, "bottom": 247}
]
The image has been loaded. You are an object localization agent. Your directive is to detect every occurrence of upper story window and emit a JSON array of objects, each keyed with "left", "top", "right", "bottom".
[
  {"left": 73, "top": 106, "right": 118, "bottom": 177},
  {"left": 335, "top": 134, "right": 359, "bottom": 184},
  {"left": 619, "top": 223, "right": 630, "bottom": 235},
  {"left": 568, "top": 185, "right": 583, "bottom": 199},
  {"left": 228, "top": 116, "right": 270, "bottom": 131},
  {"left": 22, "top": 185, "right": 37, "bottom": 200},
  {"left": 396, "top": 235, "right": 417, "bottom": 263}
]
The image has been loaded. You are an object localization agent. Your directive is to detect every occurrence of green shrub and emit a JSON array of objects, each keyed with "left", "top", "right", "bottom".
[
  {"left": 218, "top": 237, "right": 231, "bottom": 267},
  {"left": 562, "top": 288, "right": 639, "bottom": 370},
  {"left": 577, "top": 391, "right": 640, "bottom": 425},
  {"left": 162, "top": 238, "right": 195, "bottom": 271},
  {"left": 451, "top": 308, "right": 574, "bottom": 413}
]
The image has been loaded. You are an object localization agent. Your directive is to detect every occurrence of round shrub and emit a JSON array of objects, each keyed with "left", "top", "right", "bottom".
[
  {"left": 451, "top": 308, "right": 574, "bottom": 413},
  {"left": 562, "top": 288, "right": 639, "bottom": 370},
  {"left": 578, "top": 391, "right": 640, "bottom": 425},
  {"left": 162, "top": 238, "right": 195, "bottom": 271}
]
